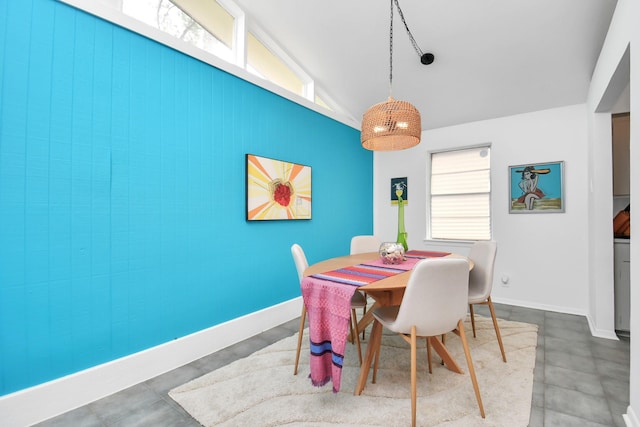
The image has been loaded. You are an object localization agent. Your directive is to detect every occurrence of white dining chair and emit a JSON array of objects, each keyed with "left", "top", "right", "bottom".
[
  {"left": 291, "top": 243, "right": 364, "bottom": 375},
  {"left": 349, "top": 235, "right": 380, "bottom": 339},
  {"left": 468, "top": 241, "right": 506, "bottom": 362},
  {"left": 291, "top": 243, "right": 309, "bottom": 376},
  {"left": 350, "top": 235, "right": 382, "bottom": 255},
  {"left": 372, "top": 257, "right": 485, "bottom": 426}
]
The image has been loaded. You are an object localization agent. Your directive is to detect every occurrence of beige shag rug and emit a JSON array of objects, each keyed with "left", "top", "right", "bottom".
[{"left": 170, "top": 315, "right": 538, "bottom": 427}]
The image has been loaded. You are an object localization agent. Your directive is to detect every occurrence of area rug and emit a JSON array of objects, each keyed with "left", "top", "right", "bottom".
[{"left": 169, "top": 315, "right": 538, "bottom": 427}]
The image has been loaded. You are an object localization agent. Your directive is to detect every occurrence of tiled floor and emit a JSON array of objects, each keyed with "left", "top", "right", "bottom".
[{"left": 35, "top": 303, "right": 630, "bottom": 427}]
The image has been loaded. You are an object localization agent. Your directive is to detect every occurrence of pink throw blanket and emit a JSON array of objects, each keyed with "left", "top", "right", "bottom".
[{"left": 301, "top": 277, "right": 356, "bottom": 392}]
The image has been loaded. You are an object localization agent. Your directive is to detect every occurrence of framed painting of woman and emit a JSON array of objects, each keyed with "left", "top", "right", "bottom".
[{"left": 509, "top": 161, "right": 565, "bottom": 213}]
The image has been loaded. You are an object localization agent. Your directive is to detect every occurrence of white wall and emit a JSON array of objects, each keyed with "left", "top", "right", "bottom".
[
  {"left": 627, "top": 0, "right": 638, "bottom": 423},
  {"left": 629, "top": 25, "right": 639, "bottom": 425},
  {"left": 630, "top": 0, "right": 639, "bottom": 421},
  {"left": 586, "top": 0, "right": 630, "bottom": 342},
  {"left": 373, "top": 0, "right": 639, "bottom": 422},
  {"left": 586, "top": 0, "right": 638, "bottom": 423},
  {"left": 586, "top": 112, "right": 617, "bottom": 338},
  {"left": 374, "top": 104, "right": 592, "bottom": 316}
]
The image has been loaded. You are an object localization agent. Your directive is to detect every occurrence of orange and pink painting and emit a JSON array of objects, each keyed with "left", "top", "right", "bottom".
[{"left": 246, "top": 154, "right": 312, "bottom": 220}]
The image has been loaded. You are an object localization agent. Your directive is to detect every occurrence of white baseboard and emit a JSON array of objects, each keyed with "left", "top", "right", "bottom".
[
  {"left": 493, "top": 296, "right": 619, "bottom": 340},
  {"left": 624, "top": 405, "right": 640, "bottom": 427},
  {"left": 492, "top": 296, "right": 586, "bottom": 316},
  {"left": 0, "top": 297, "right": 302, "bottom": 427},
  {"left": 585, "top": 312, "right": 620, "bottom": 340}
]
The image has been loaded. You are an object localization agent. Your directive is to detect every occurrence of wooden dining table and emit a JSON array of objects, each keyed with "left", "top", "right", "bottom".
[{"left": 303, "top": 251, "right": 473, "bottom": 395}]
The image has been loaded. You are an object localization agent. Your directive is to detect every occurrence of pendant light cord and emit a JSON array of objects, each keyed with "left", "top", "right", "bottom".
[
  {"left": 389, "top": 0, "right": 394, "bottom": 95},
  {"left": 394, "top": 0, "right": 424, "bottom": 59},
  {"left": 389, "top": 0, "right": 434, "bottom": 95}
]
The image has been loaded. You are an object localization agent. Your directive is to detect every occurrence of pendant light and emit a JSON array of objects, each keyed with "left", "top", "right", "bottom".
[{"left": 361, "top": 0, "right": 434, "bottom": 151}]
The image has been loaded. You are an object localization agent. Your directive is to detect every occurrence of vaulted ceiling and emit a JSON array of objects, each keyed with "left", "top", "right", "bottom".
[{"left": 233, "top": 0, "right": 618, "bottom": 130}]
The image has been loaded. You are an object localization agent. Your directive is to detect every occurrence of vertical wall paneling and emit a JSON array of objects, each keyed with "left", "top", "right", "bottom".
[{"left": 0, "top": 0, "right": 373, "bottom": 395}]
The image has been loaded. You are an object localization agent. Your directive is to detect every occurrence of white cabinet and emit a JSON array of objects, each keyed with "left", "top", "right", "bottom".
[{"left": 614, "top": 240, "right": 630, "bottom": 333}]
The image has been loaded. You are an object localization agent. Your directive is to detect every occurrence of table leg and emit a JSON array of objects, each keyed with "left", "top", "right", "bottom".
[
  {"left": 354, "top": 319, "right": 382, "bottom": 395},
  {"left": 348, "top": 301, "right": 380, "bottom": 342},
  {"left": 351, "top": 290, "right": 401, "bottom": 343},
  {"left": 428, "top": 336, "right": 463, "bottom": 374}
]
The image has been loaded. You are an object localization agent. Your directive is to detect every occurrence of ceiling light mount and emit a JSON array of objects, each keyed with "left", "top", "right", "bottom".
[
  {"left": 361, "top": 0, "right": 432, "bottom": 151},
  {"left": 421, "top": 53, "right": 435, "bottom": 65}
]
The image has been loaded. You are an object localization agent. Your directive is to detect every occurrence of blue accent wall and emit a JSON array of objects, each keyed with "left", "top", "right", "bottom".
[{"left": 0, "top": 0, "right": 373, "bottom": 395}]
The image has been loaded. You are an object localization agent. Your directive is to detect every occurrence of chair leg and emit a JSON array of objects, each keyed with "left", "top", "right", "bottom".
[
  {"left": 439, "top": 334, "right": 446, "bottom": 366},
  {"left": 457, "top": 320, "right": 485, "bottom": 418},
  {"left": 487, "top": 297, "right": 507, "bottom": 362},
  {"left": 361, "top": 300, "right": 367, "bottom": 340},
  {"left": 351, "top": 308, "right": 363, "bottom": 365},
  {"left": 372, "top": 350, "right": 378, "bottom": 384},
  {"left": 372, "top": 325, "right": 382, "bottom": 384},
  {"left": 426, "top": 338, "right": 432, "bottom": 374},
  {"left": 348, "top": 311, "right": 355, "bottom": 344},
  {"left": 294, "top": 304, "right": 306, "bottom": 375},
  {"left": 469, "top": 303, "right": 477, "bottom": 338},
  {"left": 410, "top": 326, "right": 418, "bottom": 427}
]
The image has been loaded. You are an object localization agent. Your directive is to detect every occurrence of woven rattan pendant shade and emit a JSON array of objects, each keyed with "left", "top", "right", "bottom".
[
  {"left": 361, "top": 96, "right": 421, "bottom": 151},
  {"left": 360, "top": 0, "right": 427, "bottom": 151}
]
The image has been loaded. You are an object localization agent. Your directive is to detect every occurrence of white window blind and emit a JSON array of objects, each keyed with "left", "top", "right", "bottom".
[{"left": 430, "top": 146, "right": 491, "bottom": 240}]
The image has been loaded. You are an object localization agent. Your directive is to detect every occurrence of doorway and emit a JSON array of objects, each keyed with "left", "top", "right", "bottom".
[{"left": 612, "top": 112, "right": 630, "bottom": 337}]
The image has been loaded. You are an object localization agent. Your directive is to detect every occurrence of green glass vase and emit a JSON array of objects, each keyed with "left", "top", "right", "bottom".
[{"left": 396, "top": 195, "right": 408, "bottom": 251}]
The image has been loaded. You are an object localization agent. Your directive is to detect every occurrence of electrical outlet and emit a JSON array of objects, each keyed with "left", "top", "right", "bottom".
[{"left": 500, "top": 274, "right": 510, "bottom": 287}]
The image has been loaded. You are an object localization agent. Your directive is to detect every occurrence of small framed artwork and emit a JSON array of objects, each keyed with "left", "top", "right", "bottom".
[
  {"left": 509, "top": 161, "right": 565, "bottom": 213},
  {"left": 391, "top": 177, "right": 408, "bottom": 205},
  {"left": 246, "top": 154, "right": 312, "bottom": 220}
]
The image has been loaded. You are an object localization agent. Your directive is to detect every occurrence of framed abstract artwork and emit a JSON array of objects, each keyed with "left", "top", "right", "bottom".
[
  {"left": 391, "top": 177, "right": 408, "bottom": 205},
  {"left": 246, "top": 154, "right": 312, "bottom": 220},
  {"left": 509, "top": 161, "right": 565, "bottom": 213}
]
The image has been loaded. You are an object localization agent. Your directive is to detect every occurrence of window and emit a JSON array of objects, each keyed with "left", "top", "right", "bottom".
[
  {"left": 246, "top": 32, "right": 305, "bottom": 96},
  {"left": 314, "top": 95, "right": 332, "bottom": 112},
  {"left": 59, "top": 0, "right": 340, "bottom": 115},
  {"left": 122, "top": 0, "right": 235, "bottom": 63},
  {"left": 172, "top": 0, "right": 234, "bottom": 48},
  {"left": 429, "top": 146, "right": 491, "bottom": 240}
]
